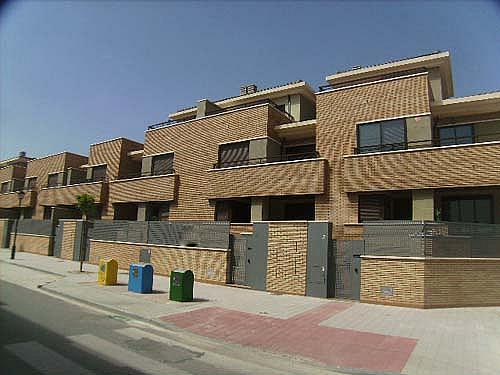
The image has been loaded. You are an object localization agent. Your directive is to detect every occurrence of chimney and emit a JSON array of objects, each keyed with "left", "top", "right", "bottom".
[
  {"left": 19, "top": 151, "right": 26, "bottom": 157},
  {"left": 240, "top": 84, "right": 258, "bottom": 95}
]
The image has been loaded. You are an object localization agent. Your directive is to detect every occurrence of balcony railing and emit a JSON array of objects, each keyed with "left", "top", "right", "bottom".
[
  {"left": 212, "top": 151, "right": 319, "bottom": 169},
  {"left": 115, "top": 169, "right": 176, "bottom": 180},
  {"left": 147, "top": 99, "right": 294, "bottom": 130},
  {"left": 354, "top": 132, "right": 500, "bottom": 154},
  {"left": 43, "top": 176, "right": 108, "bottom": 189}
]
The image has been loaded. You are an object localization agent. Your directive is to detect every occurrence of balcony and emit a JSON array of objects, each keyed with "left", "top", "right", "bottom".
[
  {"left": 109, "top": 173, "right": 178, "bottom": 203},
  {"left": 208, "top": 157, "right": 326, "bottom": 199},
  {"left": 0, "top": 190, "right": 36, "bottom": 208},
  {"left": 343, "top": 141, "right": 500, "bottom": 192},
  {"left": 38, "top": 181, "right": 104, "bottom": 206}
]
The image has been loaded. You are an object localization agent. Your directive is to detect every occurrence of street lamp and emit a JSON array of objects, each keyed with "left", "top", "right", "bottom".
[{"left": 10, "top": 190, "right": 26, "bottom": 260}]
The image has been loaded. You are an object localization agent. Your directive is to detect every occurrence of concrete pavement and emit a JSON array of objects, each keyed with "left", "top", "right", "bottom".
[{"left": 2, "top": 249, "right": 500, "bottom": 374}]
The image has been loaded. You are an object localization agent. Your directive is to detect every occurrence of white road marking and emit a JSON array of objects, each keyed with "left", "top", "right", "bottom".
[
  {"left": 69, "top": 333, "right": 190, "bottom": 375},
  {"left": 4, "top": 341, "right": 95, "bottom": 375}
]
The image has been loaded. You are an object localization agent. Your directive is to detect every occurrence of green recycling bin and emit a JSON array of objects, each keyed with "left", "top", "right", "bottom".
[{"left": 169, "top": 269, "right": 194, "bottom": 302}]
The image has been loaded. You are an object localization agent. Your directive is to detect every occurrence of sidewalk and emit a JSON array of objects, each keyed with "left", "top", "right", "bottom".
[{"left": 2, "top": 249, "right": 500, "bottom": 375}]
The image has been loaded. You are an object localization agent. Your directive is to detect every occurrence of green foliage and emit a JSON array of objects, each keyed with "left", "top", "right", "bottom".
[{"left": 76, "top": 194, "right": 95, "bottom": 219}]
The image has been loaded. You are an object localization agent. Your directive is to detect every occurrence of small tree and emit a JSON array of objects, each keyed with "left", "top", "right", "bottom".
[
  {"left": 76, "top": 194, "right": 95, "bottom": 220},
  {"left": 76, "top": 193, "right": 95, "bottom": 272}
]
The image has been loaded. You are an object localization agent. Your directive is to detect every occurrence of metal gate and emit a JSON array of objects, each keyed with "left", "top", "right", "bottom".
[
  {"left": 53, "top": 224, "right": 63, "bottom": 258},
  {"left": 231, "top": 234, "right": 248, "bottom": 285},
  {"left": 334, "top": 240, "right": 364, "bottom": 300},
  {"left": 245, "top": 223, "right": 268, "bottom": 291},
  {"left": 306, "top": 222, "right": 334, "bottom": 298}
]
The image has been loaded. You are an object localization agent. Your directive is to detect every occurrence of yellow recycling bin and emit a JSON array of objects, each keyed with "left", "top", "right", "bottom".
[{"left": 97, "top": 258, "right": 118, "bottom": 285}]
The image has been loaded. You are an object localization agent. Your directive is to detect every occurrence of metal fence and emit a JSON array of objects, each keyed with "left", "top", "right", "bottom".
[
  {"left": 363, "top": 221, "right": 500, "bottom": 258},
  {"left": 15, "top": 220, "right": 53, "bottom": 236},
  {"left": 89, "top": 220, "right": 230, "bottom": 249}
]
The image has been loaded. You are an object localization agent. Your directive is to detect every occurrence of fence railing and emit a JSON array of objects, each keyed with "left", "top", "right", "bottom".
[
  {"left": 88, "top": 220, "right": 230, "bottom": 249},
  {"left": 213, "top": 151, "right": 320, "bottom": 169},
  {"left": 114, "top": 169, "right": 176, "bottom": 181},
  {"left": 15, "top": 219, "right": 53, "bottom": 236},
  {"left": 362, "top": 220, "right": 500, "bottom": 258}
]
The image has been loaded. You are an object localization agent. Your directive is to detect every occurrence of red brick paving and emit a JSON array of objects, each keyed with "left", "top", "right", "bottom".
[{"left": 161, "top": 302, "right": 417, "bottom": 373}]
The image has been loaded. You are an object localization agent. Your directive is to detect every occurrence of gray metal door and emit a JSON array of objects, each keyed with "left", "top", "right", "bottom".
[
  {"left": 306, "top": 222, "right": 333, "bottom": 298},
  {"left": 246, "top": 223, "right": 268, "bottom": 291},
  {"left": 351, "top": 255, "right": 361, "bottom": 300},
  {"left": 53, "top": 225, "right": 63, "bottom": 258},
  {"left": 334, "top": 240, "right": 364, "bottom": 300},
  {"left": 231, "top": 234, "right": 248, "bottom": 285}
]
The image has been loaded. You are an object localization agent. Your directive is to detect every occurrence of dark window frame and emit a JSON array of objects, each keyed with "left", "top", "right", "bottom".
[
  {"left": 47, "top": 173, "right": 59, "bottom": 188},
  {"left": 1, "top": 181, "right": 9, "bottom": 194},
  {"left": 437, "top": 124, "right": 475, "bottom": 146},
  {"left": 217, "top": 140, "right": 250, "bottom": 168},
  {"left": 151, "top": 153, "right": 174, "bottom": 176},
  {"left": 91, "top": 165, "right": 107, "bottom": 182},
  {"left": 27, "top": 177, "right": 37, "bottom": 190},
  {"left": 357, "top": 118, "right": 408, "bottom": 154},
  {"left": 441, "top": 195, "right": 494, "bottom": 224}
]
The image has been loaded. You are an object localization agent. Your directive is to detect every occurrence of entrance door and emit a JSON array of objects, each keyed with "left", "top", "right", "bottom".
[
  {"left": 53, "top": 224, "right": 62, "bottom": 258},
  {"left": 334, "top": 240, "right": 364, "bottom": 300},
  {"left": 231, "top": 234, "right": 248, "bottom": 285},
  {"left": 351, "top": 255, "right": 361, "bottom": 300},
  {"left": 245, "top": 223, "right": 268, "bottom": 291},
  {"left": 306, "top": 222, "right": 333, "bottom": 298}
]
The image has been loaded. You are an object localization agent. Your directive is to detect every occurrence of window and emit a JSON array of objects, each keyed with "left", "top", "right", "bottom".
[
  {"left": 27, "top": 177, "right": 37, "bottom": 190},
  {"left": 358, "top": 193, "right": 412, "bottom": 222},
  {"left": 47, "top": 173, "right": 59, "bottom": 187},
  {"left": 438, "top": 125, "right": 474, "bottom": 146},
  {"left": 91, "top": 165, "right": 107, "bottom": 182},
  {"left": 152, "top": 153, "right": 174, "bottom": 176},
  {"left": 442, "top": 196, "right": 493, "bottom": 224},
  {"left": 1, "top": 182, "right": 9, "bottom": 194},
  {"left": 358, "top": 118, "right": 406, "bottom": 153},
  {"left": 218, "top": 141, "right": 249, "bottom": 168},
  {"left": 283, "top": 143, "right": 317, "bottom": 161},
  {"left": 43, "top": 207, "right": 52, "bottom": 220}
]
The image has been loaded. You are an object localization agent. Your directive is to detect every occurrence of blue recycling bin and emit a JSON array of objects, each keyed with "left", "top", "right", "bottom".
[{"left": 128, "top": 263, "right": 154, "bottom": 293}]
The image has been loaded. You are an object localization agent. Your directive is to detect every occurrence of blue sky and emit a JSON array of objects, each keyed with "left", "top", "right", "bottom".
[{"left": 1, "top": 0, "right": 499, "bottom": 159}]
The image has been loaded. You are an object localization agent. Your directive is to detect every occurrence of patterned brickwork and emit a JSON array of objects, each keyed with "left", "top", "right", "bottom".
[
  {"left": 61, "top": 221, "right": 77, "bottom": 260},
  {"left": 343, "top": 142, "right": 500, "bottom": 192},
  {"left": 0, "top": 165, "right": 26, "bottom": 182},
  {"left": 229, "top": 224, "right": 253, "bottom": 234},
  {"left": 0, "top": 191, "right": 36, "bottom": 208},
  {"left": 38, "top": 182, "right": 104, "bottom": 206},
  {"left": 361, "top": 257, "right": 425, "bottom": 308},
  {"left": 316, "top": 74, "right": 430, "bottom": 226},
  {"left": 208, "top": 159, "right": 326, "bottom": 199},
  {"left": 10, "top": 234, "right": 51, "bottom": 255},
  {"left": 88, "top": 240, "right": 230, "bottom": 283},
  {"left": 266, "top": 222, "right": 308, "bottom": 295},
  {"left": 361, "top": 256, "right": 500, "bottom": 308},
  {"left": 144, "top": 104, "right": 290, "bottom": 220},
  {"left": 108, "top": 174, "right": 177, "bottom": 203}
]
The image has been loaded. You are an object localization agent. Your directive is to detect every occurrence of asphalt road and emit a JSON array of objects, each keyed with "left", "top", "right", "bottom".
[{"left": 0, "top": 281, "right": 266, "bottom": 375}]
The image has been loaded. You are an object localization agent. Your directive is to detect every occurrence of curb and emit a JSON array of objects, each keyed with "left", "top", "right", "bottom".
[{"left": 0, "top": 259, "right": 65, "bottom": 277}]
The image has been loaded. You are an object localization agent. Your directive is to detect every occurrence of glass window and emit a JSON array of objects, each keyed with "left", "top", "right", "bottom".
[
  {"left": 358, "top": 119, "right": 406, "bottom": 153},
  {"left": 442, "top": 196, "right": 493, "bottom": 224},
  {"left": 47, "top": 173, "right": 59, "bottom": 187},
  {"left": 27, "top": 177, "right": 37, "bottom": 190},
  {"left": 152, "top": 154, "right": 174, "bottom": 176},
  {"left": 218, "top": 141, "right": 250, "bottom": 167},
  {"left": 91, "top": 165, "right": 107, "bottom": 182},
  {"left": 439, "top": 125, "right": 474, "bottom": 146},
  {"left": 1, "top": 182, "right": 9, "bottom": 194}
]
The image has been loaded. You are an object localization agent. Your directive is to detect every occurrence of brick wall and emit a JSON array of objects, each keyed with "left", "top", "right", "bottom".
[
  {"left": 108, "top": 174, "right": 177, "bottom": 204},
  {"left": 208, "top": 159, "right": 326, "bottom": 199},
  {"left": 0, "top": 165, "right": 26, "bottom": 182},
  {"left": 343, "top": 142, "right": 500, "bottom": 192},
  {"left": 38, "top": 182, "right": 104, "bottom": 206},
  {"left": 61, "top": 221, "right": 77, "bottom": 260},
  {"left": 10, "top": 234, "right": 51, "bottom": 255},
  {"left": 230, "top": 224, "right": 253, "bottom": 234},
  {"left": 266, "top": 222, "right": 308, "bottom": 295},
  {"left": 361, "top": 256, "right": 500, "bottom": 308},
  {"left": 88, "top": 240, "right": 230, "bottom": 283},
  {"left": 144, "top": 104, "right": 290, "bottom": 221},
  {"left": 361, "top": 256, "right": 425, "bottom": 308},
  {"left": 0, "top": 219, "right": 7, "bottom": 247},
  {"left": 0, "top": 191, "right": 36, "bottom": 209},
  {"left": 316, "top": 73, "right": 430, "bottom": 227}
]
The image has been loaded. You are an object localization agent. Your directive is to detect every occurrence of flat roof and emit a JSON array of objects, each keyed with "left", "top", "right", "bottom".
[
  {"left": 169, "top": 80, "right": 315, "bottom": 120},
  {"left": 432, "top": 90, "right": 500, "bottom": 117},
  {"left": 325, "top": 51, "right": 454, "bottom": 98}
]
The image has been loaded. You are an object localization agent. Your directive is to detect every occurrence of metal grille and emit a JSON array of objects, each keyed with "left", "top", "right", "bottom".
[
  {"left": 231, "top": 235, "right": 247, "bottom": 285},
  {"left": 362, "top": 221, "right": 500, "bottom": 258},
  {"left": 148, "top": 221, "right": 230, "bottom": 249},
  {"left": 88, "top": 220, "right": 230, "bottom": 249},
  {"left": 16, "top": 220, "right": 53, "bottom": 236},
  {"left": 334, "top": 240, "right": 364, "bottom": 300}
]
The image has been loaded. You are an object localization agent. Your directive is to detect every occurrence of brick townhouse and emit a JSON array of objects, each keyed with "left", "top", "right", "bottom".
[{"left": 2, "top": 51, "right": 499, "bottom": 231}]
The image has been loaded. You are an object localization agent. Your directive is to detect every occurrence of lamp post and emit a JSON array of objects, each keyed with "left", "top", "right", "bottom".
[{"left": 10, "top": 190, "right": 26, "bottom": 260}]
